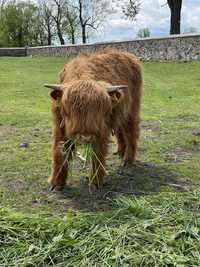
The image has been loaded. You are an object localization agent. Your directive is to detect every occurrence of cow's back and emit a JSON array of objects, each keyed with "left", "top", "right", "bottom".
[
  {"left": 58, "top": 49, "right": 142, "bottom": 122},
  {"left": 59, "top": 50, "right": 142, "bottom": 88}
]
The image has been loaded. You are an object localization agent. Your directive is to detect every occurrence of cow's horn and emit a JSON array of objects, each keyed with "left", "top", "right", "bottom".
[
  {"left": 44, "top": 84, "right": 63, "bottom": 90},
  {"left": 106, "top": 85, "right": 128, "bottom": 93}
]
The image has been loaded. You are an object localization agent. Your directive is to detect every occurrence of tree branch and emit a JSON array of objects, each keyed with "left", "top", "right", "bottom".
[{"left": 161, "top": 2, "right": 168, "bottom": 8}]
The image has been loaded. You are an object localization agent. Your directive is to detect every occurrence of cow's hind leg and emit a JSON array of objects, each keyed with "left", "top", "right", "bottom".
[
  {"left": 123, "top": 115, "right": 140, "bottom": 165},
  {"left": 114, "top": 128, "right": 126, "bottom": 158}
]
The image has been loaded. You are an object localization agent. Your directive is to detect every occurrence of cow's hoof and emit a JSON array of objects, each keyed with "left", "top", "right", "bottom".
[
  {"left": 49, "top": 185, "right": 56, "bottom": 191},
  {"left": 113, "top": 151, "right": 124, "bottom": 158},
  {"left": 89, "top": 183, "right": 103, "bottom": 194},
  {"left": 123, "top": 160, "right": 133, "bottom": 167},
  {"left": 49, "top": 185, "right": 64, "bottom": 192},
  {"left": 80, "top": 176, "right": 89, "bottom": 186},
  {"left": 95, "top": 183, "right": 104, "bottom": 191},
  {"left": 95, "top": 182, "right": 104, "bottom": 193}
]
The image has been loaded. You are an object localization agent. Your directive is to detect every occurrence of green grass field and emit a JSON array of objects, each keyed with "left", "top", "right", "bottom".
[{"left": 0, "top": 57, "right": 199, "bottom": 266}]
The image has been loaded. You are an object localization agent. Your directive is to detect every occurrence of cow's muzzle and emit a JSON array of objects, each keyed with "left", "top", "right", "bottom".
[{"left": 75, "top": 135, "right": 94, "bottom": 144}]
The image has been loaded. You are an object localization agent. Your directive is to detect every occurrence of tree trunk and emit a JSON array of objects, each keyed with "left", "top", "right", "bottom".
[
  {"left": 170, "top": 9, "right": 181, "bottom": 34},
  {"left": 71, "top": 31, "right": 75, "bottom": 44},
  {"left": 68, "top": 19, "right": 76, "bottom": 44},
  {"left": 56, "top": 22, "right": 65, "bottom": 45},
  {"left": 78, "top": 0, "right": 87, "bottom": 44},
  {"left": 167, "top": 0, "right": 182, "bottom": 35},
  {"left": 18, "top": 27, "right": 23, "bottom": 47},
  {"left": 40, "top": 36, "right": 44, "bottom": 46},
  {"left": 47, "top": 25, "right": 52, "bottom": 45},
  {"left": 47, "top": 34, "right": 52, "bottom": 46},
  {"left": 82, "top": 24, "right": 86, "bottom": 44}
]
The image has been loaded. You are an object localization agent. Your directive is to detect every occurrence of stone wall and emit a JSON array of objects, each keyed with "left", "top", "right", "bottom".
[
  {"left": 0, "top": 33, "right": 199, "bottom": 60},
  {"left": 0, "top": 47, "right": 27, "bottom": 57},
  {"left": 27, "top": 33, "right": 200, "bottom": 61}
]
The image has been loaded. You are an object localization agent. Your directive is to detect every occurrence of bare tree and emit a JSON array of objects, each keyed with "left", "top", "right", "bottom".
[
  {"left": 65, "top": 4, "right": 79, "bottom": 44},
  {"left": 39, "top": 0, "right": 55, "bottom": 45},
  {"left": 167, "top": 0, "right": 182, "bottom": 34},
  {"left": 71, "top": 0, "right": 112, "bottom": 44},
  {"left": 38, "top": 0, "right": 80, "bottom": 45},
  {"left": 50, "top": 0, "right": 66, "bottom": 45}
]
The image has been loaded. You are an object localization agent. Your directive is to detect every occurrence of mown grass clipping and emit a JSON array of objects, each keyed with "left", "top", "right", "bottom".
[{"left": 0, "top": 191, "right": 199, "bottom": 267}]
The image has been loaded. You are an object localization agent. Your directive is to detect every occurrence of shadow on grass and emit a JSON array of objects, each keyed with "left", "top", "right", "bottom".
[{"left": 48, "top": 160, "right": 192, "bottom": 212}]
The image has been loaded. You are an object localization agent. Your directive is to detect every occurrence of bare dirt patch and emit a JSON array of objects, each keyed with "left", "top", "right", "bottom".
[
  {"left": 166, "top": 146, "right": 191, "bottom": 162},
  {"left": 192, "top": 129, "right": 200, "bottom": 137},
  {"left": 184, "top": 200, "right": 200, "bottom": 213},
  {"left": 176, "top": 114, "right": 194, "bottom": 121},
  {"left": 45, "top": 160, "right": 193, "bottom": 212},
  {"left": 166, "top": 142, "right": 200, "bottom": 163},
  {"left": 0, "top": 124, "right": 17, "bottom": 139},
  {"left": 141, "top": 120, "right": 161, "bottom": 132}
]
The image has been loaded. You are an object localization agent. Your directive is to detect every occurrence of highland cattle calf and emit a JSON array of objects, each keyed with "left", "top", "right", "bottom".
[{"left": 45, "top": 49, "right": 143, "bottom": 190}]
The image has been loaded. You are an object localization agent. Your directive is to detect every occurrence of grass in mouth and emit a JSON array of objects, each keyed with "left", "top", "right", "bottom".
[{"left": 60, "top": 140, "right": 106, "bottom": 189}]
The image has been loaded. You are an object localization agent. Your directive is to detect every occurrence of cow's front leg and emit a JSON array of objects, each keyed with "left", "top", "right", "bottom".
[
  {"left": 48, "top": 141, "right": 68, "bottom": 190},
  {"left": 90, "top": 136, "right": 108, "bottom": 188},
  {"left": 48, "top": 130, "right": 73, "bottom": 190}
]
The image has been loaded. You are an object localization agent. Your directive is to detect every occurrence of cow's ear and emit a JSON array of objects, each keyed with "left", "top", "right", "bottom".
[
  {"left": 109, "top": 91, "right": 122, "bottom": 104},
  {"left": 49, "top": 89, "right": 63, "bottom": 100},
  {"left": 106, "top": 85, "right": 128, "bottom": 104},
  {"left": 44, "top": 84, "right": 63, "bottom": 100}
]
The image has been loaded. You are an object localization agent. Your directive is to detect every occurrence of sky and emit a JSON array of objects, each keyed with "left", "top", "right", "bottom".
[{"left": 93, "top": 0, "right": 200, "bottom": 42}]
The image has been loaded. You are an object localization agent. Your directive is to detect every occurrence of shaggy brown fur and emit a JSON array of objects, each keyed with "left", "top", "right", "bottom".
[{"left": 48, "top": 49, "right": 143, "bottom": 189}]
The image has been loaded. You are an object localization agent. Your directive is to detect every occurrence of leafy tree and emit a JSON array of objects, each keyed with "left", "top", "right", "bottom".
[
  {"left": 0, "top": 0, "right": 114, "bottom": 46},
  {"left": 0, "top": 0, "right": 45, "bottom": 47},
  {"left": 0, "top": 0, "right": 7, "bottom": 10},
  {"left": 137, "top": 28, "right": 150, "bottom": 38}
]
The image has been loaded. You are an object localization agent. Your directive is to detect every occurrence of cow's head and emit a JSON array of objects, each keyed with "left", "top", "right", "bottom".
[{"left": 45, "top": 80, "right": 127, "bottom": 141}]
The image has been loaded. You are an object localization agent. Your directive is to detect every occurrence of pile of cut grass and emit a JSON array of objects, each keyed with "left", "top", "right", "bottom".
[{"left": 1, "top": 191, "right": 199, "bottom": 267}]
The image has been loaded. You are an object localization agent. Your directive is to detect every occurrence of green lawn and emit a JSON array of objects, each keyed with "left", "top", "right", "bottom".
[{"left": 0, "top": 57, "right": 199, "bottom": 266}]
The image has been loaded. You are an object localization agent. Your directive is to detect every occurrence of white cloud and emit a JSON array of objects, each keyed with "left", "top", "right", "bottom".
[{"left": 93, "top": 0, "right": 200, "bottom": 42}]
